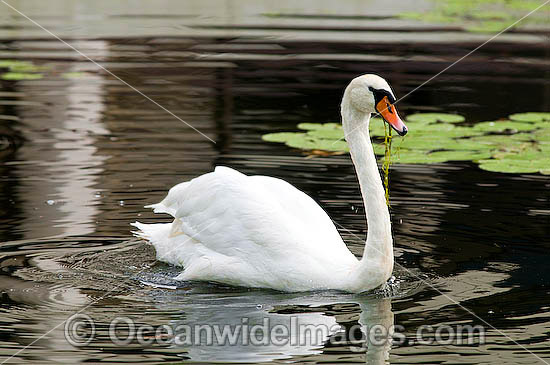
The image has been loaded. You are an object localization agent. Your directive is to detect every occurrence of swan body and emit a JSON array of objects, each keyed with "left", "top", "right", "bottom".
[{"left": 133, "top": 74, "right": 408, "bottom": 293}]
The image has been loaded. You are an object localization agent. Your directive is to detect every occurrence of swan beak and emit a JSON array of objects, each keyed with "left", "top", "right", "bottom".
[{"left": 376, "top": 96, "right": 408, "bottom": 136}]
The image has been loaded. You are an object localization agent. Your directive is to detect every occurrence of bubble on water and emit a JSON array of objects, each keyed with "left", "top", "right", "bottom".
[
  {"left": 119, "top": 200, "right": 125, "bottom": 206},
  {"left": 46, "top": 199, "right": 56, "bottom": 205}
]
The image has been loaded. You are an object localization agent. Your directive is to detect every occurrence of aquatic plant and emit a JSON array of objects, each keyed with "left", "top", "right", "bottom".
[
  {"left": 399, "top": 0, "right": 549, "bottom": 33},
  {"left": 261, "top": 112, "right": 550, "bottom": 174},
  {"left": 0, "top": 59, "right": 45, "bottom": 80}
]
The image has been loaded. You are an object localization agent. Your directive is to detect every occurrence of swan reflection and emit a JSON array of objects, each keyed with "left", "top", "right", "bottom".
[{"left": 154, "top": 290, "right": 394, "bottom": 363}]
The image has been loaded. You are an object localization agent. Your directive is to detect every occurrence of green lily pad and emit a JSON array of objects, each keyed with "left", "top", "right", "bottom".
[
  {"left": 369, "top": 118, "right": 387, "bottom": 137},
  {"left": 262, "top": 131, "right": 349, "bottom": 152},
  {"left": 466, "top": 20, "right": 510, "bottom": 33},
  {"left": 469, "top": 135, "right": 532, "bottom": 149},
  {"left": 472, "top": 121, "right": 539, "bottom": 133},
  {"left": 478, "top": 158, "right": 550, "bottom": 174},
  {"left": 307, "top": 128, "right": 344, "bottom": 140},
  {"left": 261, "top": 111, "right": 550, "bottom": 174},
  {"left": 406, "top": 113, "right": 465, "bottom": 124},
  {"left": 262, "top": 132, "right": 300, "bottom": 143},
  {"left": 398, "top": 136, "right": 454, "bottom": 151},
  {"left": 387, "top": 151, "right": 448, "bottom": 164},
  {"left": 534, "top": 128, "right": 550, "bottom": 143},
  {"left": 297, "top": 122, "right": 339, "bottom": 130},
  {"left": 428, "top": 150, "right": 492, "bottom": 162},
  {"left": 398, "top": 0, "right": 547, "bottom": 34},
  {"left": 1, "top": 72, "right": 43, "bottom": 80},
  {"left": 0, "top": 59, "right": 47, "bottom": 74},
  {"left": 509, "top": 112, "right": 550, "bottom": 123},
  {"left": 286, "top": 134, "right": 349, "bottom": 152},
  {"left": 61, "top": 71, "right": 87, "bottom": 79}
]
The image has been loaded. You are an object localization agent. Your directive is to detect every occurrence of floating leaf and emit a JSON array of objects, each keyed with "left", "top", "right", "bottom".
[
  {"left": 307, "top": 128, "right": 344, "bottom": 140},
  {"left": 0, "top": 59, "right": 47, "bottom": 74},
  {"left": 286, "top": 134, "right": 349, "bottom": 152},
  {"left": 262, "top": 131, "right": 348, "bottom": 152},
  {"left": 398, "top": 136, "right": 454, "bottom": 151},
  {"left": 61, "top": 71, "right": 87, "bottom": 79},
  {"left": 427, "top": 150, "right": 492, "bottom": 162},
  {"left": 509, "top": 112, "right": 550, "bottom": 123},
  {"left": 262, "top": 132, "right": 300, "bottom": 143},
  {"left": 406, "top": 113, "right": 465, "bottom": 124},
  {"left": 388, "top": 151, "right": 448, "bottom": 164},
  {"left": 297, "top": 122, "right": 339, "bottom": 130},
  {"left": 369, "top": 118, "right": 387, "bottom": 137},
  {"left": 261, "top": 111, "right": 550, "bottom": 174},
  {"left": 472, "top": 120, "right": 538, "bottom": 133},
  {"left": 478, "top": 158, "right": 550, "bottom": 174},
  {"left": 1, "top": 72, "right": 43, "bottom": 80},
  {"left": 398, "top": 0, "right": 547, "bottom": 34}
]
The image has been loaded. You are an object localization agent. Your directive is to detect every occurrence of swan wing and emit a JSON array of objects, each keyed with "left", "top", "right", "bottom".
[{"left": 149, "top": 166, "right": 352, "bottom": 262}]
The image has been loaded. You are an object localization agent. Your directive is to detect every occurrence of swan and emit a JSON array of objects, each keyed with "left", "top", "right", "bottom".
[{"left": 132, "top": 74, "right": 408, "bottom": 293}]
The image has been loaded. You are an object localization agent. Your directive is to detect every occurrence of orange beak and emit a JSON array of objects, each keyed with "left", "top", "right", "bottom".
[{"left": 376, "top": 96, "right": 408, "bottom": 136}]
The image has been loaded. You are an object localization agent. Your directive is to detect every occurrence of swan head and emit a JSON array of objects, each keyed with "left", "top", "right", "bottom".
[{"left": 342, "top": 74, "right": 408, "bottom": 136}]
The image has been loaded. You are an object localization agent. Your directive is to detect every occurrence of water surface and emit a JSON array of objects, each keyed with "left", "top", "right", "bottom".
[{"left": 0, "top": 2, "right": 549, "bottom": 364}]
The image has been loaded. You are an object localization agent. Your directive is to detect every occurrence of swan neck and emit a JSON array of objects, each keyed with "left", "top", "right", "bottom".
[{"left": 341, "top": 101, "right": 394, "bottom": 286}]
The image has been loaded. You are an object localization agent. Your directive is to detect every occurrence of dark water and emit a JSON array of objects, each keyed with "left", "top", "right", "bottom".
[{"left": 0, "top": 9, "right": 550, "bottom": 364}]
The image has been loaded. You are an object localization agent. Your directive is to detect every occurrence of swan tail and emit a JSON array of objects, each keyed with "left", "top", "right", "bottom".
[
  {"left": 131, "top": 221, "right": 193, "bottom": 267},
  {"left": 131, "top": 221, "right": 171, "bottom": 244},
  {"left": 144, "top": 202, "right": 174, "bottom": 215}
]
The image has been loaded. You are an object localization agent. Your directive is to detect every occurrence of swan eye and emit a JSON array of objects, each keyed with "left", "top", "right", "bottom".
[{"left": 386, "top": 102, "right": 393, "bottom": 114}]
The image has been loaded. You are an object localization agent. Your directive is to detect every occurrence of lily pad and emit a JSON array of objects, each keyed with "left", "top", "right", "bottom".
[
  {"left": 398, "top": 0, "right": 547, "bottom": 34},
  {"left": 286, "top": 134, "right": 349, "bottom": 152},
  {"left": 297, "top": 122, "right": 339, "bottom": 130},
  {"left": 261, "top": 111, "right": 550, "bottom": 174},
  {"left": 262, "top": 132, "right": 300, "bottom": 143},
  {"left": 509, "top": 112, "right": 550, "bottom": 123},
  {"left": 406, "top": 113, "right": 465, "bottom": 124},
  {"left": 478, "top": 158, "right": 550, "bottom": 174},
  {"left": 429, "top": 150, "right": 492, "bottom": 162},
  {"left": 307, "top": 128, "right": 344, "bottom": 140},
  {"left": 1, "top": 72, "right": 43, "bottom": 80},
  {"left": 262, "top": 131, "right": 349, "bottom": 152},
  {"left": 398, "top": 136, "right": 454, "bottom": 151},
  {"left": 388, "top": 151, "right": 448, "bottom": 164},
  {"left": 472, "top": 121, "right": 538, "bottom": 133},
  {"left": 0, "top": 60, "right": 38, "bottom": 72},
  {"left": 61, "top": 71, "right": 87, "bottom": 79}
]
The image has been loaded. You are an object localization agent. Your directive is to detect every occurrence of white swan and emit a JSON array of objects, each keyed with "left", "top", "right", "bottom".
[{"left": 132, "top": 74, "right": 408, "bottom": 293}]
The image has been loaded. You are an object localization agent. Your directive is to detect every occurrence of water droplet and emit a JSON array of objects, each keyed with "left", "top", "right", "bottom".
[
  {"left": 119, "top": 200, "right": 125, "bottom": 206},
  {"left": 46, "top": 199, "right": 55, "bottom": 205}
]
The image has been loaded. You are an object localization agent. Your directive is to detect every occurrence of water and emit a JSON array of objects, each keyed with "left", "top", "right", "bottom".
[{"left": 0, "top": 1, "right": 550, "bottom": 364}]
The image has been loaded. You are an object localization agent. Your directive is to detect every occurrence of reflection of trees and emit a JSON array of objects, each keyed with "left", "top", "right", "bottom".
[{"left": 5, "top": 41, "right": 110, "bottom": 238}]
